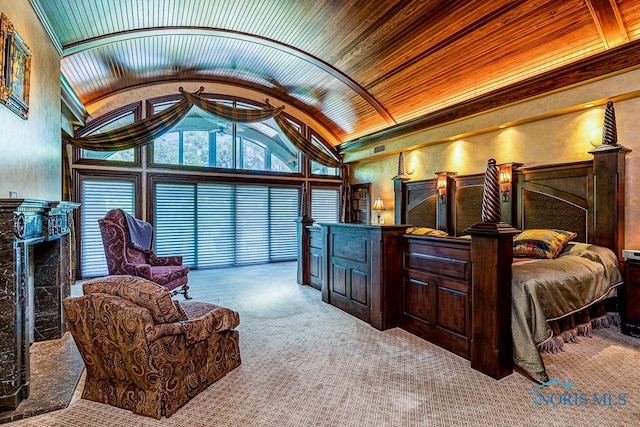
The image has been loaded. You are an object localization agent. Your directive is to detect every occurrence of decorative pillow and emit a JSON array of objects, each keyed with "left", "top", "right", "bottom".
[
  {"left": 82, "top": 275, "right": 183, "bottom": 323},
  {"left": 513, "top": 229, "right": 577, "bottom": 259},
  {"left": 406, "top": 227, "right": 448, "bottom": 237}
]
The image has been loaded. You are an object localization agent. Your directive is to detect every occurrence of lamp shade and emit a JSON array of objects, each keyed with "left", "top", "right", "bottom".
[
  {"left": 498, "top": 170, "right": 511, "bottom": 184},
  {"left": 372, "top": 197, "right": 385, "bottom": 211}
]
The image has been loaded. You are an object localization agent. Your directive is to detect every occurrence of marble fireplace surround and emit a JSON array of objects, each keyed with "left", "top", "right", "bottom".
[{"left": 0, "top": 199, "right": 79, "bottom": 413}]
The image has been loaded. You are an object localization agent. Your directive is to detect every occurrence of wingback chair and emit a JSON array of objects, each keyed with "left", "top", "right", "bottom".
[
  {"left": 63, "top": 275, "right": 241, "bottom": 419},
  {"left": 99, "top": 209, "right": 190, "bottom": 299}
]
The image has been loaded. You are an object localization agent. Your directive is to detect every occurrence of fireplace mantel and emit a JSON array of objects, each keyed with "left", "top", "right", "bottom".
[{"left": 0, "top": 199, "right": 79, "bottom": 411}]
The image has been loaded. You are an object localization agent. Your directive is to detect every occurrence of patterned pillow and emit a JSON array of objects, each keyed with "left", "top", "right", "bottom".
[
  {"left": 406, "top": 227, "right": 448, "bottom": 237},
  {"left": 82, "top": 275, "right": 183, "bottom": 323},
  {"left": 513, "top": 229, "right": 577, "bottom": 259}
]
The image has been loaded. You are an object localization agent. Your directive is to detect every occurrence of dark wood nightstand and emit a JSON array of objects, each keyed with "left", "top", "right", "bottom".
[{"left": 621, "top": 259, "right": 640, "bottom": 338}]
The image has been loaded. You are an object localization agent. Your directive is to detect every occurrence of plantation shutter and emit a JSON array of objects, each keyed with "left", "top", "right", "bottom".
[
  {"left": 154, "top": 183, "right": 196, "bottom": 266},
  {"left": 311, "top": 188, "right": 340, "bottom": 223},
  {"left": 80, "top": 179, "right": 135, "bottom": 277}
]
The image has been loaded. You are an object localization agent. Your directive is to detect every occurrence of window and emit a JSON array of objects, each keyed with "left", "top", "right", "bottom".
[
  {"left": 80, "top": 179, "right": 136, "bottom": 277},
  {"left": 311, "top": 188, "right": 340, "bottom": 223},
  {"left": 77, "top": 104, "right": 140, "bottom": 162},
  {"left": 154, "top": 182, "right": 300, "bottom": 268},
  {"left": 150, "top": 102, "right": 299, "bottom": 173},
  {"left": 73, "top": 94, "right": 344, "bottom": 276},
  {"left": 310, "top": 132, "right": 339, "bottom": 176},
  {"left": 311, "top": 160, "right": 339, "bottom": 176}
]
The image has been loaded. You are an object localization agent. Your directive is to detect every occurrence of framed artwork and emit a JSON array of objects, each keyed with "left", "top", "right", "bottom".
[{"left": 0, "top": 13, "right": 31, "bottom": 119}]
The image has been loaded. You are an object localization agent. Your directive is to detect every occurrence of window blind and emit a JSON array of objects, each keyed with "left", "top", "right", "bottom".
[
  {"left": 269, "top": 187, "right": 300, "bottom": 261},
  {"left": 154, "top": 183, "right": 197, "bottom": 266},
  {"left": 197, "top": 184, "right": 235, "bottom": 268},
  {"left": 153, "top": 182, "right": 300, "bottom": 269},
  {"left": 80, "top": 179, "right": 135, "bottom": 277},
  {"left": 235, "top": 185, "right": 269, "bottom": 264},
  {"left": 311, "top": 188, "right": 340, "bottom": 223}
]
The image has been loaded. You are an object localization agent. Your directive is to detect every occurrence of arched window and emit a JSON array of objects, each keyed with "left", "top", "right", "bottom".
[
  {"left": 71, "top": 93, "right": 342, "bottom": 277},
  {"left": 148, "top": 97, "right": 304, "bottom": 173}
]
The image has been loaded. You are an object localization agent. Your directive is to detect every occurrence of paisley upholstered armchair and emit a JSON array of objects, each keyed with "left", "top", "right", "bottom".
[
  {"left": 63, "top": 275, "right": 241, "bottom": 419},
  {"left": 98, "top": 208, "right": 190, "bottom": 299}
]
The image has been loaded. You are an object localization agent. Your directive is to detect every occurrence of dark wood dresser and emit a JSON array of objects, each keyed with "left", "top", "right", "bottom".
[{"left": 621, "top": 259, "right": 640, "bottom": 338}]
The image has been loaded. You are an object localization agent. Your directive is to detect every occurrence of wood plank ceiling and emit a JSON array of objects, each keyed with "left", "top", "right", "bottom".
[{"left": 31, "top": 0, "right": 640, "bottom": 148}]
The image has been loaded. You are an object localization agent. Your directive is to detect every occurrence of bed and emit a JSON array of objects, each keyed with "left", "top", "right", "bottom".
[{"left": 394, "top": 146, "right": 627, "bottom": 382}]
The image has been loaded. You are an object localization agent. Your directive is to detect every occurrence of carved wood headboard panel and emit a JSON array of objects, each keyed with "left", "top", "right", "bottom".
[
  {"left": 515, "top": 162, "right": 593, "bottom": 243},
  {"left": 404, "top": 179, "right": 437, "bottom": 228},
  {"left": 453, "top": 174, "right": 484, "bottom": 236}
]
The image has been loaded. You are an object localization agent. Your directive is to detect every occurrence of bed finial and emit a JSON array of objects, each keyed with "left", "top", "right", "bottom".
[
  {"left": 602, "top": 101, "right": 617, "bottom": 145},
  {"left": 299, "top": 183, "right": 309, "bottom": 218},
  {"left": 393, "top": 152, "right": 411, "bottom": 181},
  {"left": 481, "top": 159, "right": 501, "bottom": 223}
]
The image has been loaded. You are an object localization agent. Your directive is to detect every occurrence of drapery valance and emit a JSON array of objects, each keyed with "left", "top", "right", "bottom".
[{"left": 64, "top": 87, "right": 342, "bottom": 167}]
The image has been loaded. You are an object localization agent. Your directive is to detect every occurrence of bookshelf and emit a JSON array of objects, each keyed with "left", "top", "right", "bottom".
[{"left": 349, "top": 183, "right": 371, "bottom": 224}]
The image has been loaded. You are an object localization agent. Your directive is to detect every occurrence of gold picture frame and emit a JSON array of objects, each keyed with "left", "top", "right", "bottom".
[{"left": 1, "top": 13, "right": 31, "bottom": 119}]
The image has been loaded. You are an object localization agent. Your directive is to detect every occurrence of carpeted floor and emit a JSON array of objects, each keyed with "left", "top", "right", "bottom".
[{"left": 9, "top": 262, "right": 640, "bottom": 426}]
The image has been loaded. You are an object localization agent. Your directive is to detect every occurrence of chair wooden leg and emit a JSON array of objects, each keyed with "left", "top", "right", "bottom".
[
  {"left": 182, "top": 284, "right": 192, "bottom": 300},
  {"left": 168, "top": 284, "right": 192, "bottom": 299}
]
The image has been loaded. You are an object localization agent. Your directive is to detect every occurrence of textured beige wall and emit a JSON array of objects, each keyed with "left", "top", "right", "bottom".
[
  {"left": 351, "top": 78, "right": 640, "bottom": 250},
  {"left": 0, "top": 0, "right": 61, "bottom": 200}
]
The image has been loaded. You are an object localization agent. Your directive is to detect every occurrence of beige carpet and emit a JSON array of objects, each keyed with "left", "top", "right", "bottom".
[{"left": 9, "top": 262, "right": 640, "bottom": 426}]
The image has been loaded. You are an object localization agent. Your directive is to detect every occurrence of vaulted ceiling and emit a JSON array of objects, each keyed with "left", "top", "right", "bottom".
[{"left": 32, "top": 0, "right": 640, "bottom": 148}]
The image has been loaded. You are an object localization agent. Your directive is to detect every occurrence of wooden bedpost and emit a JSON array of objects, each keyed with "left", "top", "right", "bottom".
[
  {"left": 590, "top": 101, "right": 630, "bottom": 259},
  {"left": 297, "top": 183, "right": 315, "bottom": 286},
  {"left": 393, "top": 177, "right": 407, "bottom": 225},
  {"left": 466, "top": 159, "right": 520, "bottom": 379},
  {"left": 393, "top": 153, "right": 411, "bottom": 224},
  {"left": 589, "top": 144, "right": 629, "bottom": 260},
  {"left": 435, "top": 171, "right": 456, "bottom": 233},
  {"left": 467, "top": 222, "right": 519, "bottom": 379}
]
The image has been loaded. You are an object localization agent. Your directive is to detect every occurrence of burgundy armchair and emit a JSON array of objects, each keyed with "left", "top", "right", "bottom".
[{"left": 98, "top": 209, "right": 190, "bottom": 299}]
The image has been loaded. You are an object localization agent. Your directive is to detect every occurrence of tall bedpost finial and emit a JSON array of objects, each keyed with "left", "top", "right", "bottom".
[
  {"left": 602, "top": 101, "right": 618, "bottom": 146},
  {"left": 299, "top": 183, "right": 309, "bottom": 218},
  {"left": 481, "top": 159, "right": 501, "bottom": 223},
  {"left": 392, "top": 152, "right": 411, "bottom": 181}
]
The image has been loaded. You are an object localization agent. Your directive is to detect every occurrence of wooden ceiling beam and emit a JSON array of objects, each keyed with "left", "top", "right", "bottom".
[{"left": 585, "top": 0, "right": 628, "bottom": 49}]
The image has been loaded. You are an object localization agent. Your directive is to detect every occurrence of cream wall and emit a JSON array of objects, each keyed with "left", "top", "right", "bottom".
[
  {"left": 350, "top": 71, "right": 640, "bottom": 250},
  {"left": 0, "top": 0, "right": 61, "bottom": 200}
]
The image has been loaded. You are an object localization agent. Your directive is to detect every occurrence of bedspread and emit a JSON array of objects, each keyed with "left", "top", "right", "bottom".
[{"left": 511, "top": 242, "right": 623, "bottom": 383}]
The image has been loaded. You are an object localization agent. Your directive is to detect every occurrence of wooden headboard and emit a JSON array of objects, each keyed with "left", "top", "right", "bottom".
[
  {"left": 394, "top": 145, "right": 627, "bottom": 257},
  {"left": 405, "top": 180, "right": 437, "bottom": 229},
  {"left": 515, "top": 162, "right": 592, "bottom": 243}
]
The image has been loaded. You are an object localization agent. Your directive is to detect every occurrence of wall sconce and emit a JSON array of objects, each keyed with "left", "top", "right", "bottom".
[
  {"left": 589, "top": 127, "right": 603, "bottom": 147},
  {"left": 436, "top": 177, "right": 447, "bottom": 203},
  {"left": 435, "top": 171, "right": 455, "bottom": 204},
  {"left": 498, "top": 169, "right": 511, "bottom": 202},
  {"left": 372, "top": 197, "right": 385, "bottom": 224}
]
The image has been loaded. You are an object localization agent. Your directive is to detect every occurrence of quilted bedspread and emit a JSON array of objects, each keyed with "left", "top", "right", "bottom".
[{"left": 511, "top": 242, "right": 623, "bottom": 383}]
